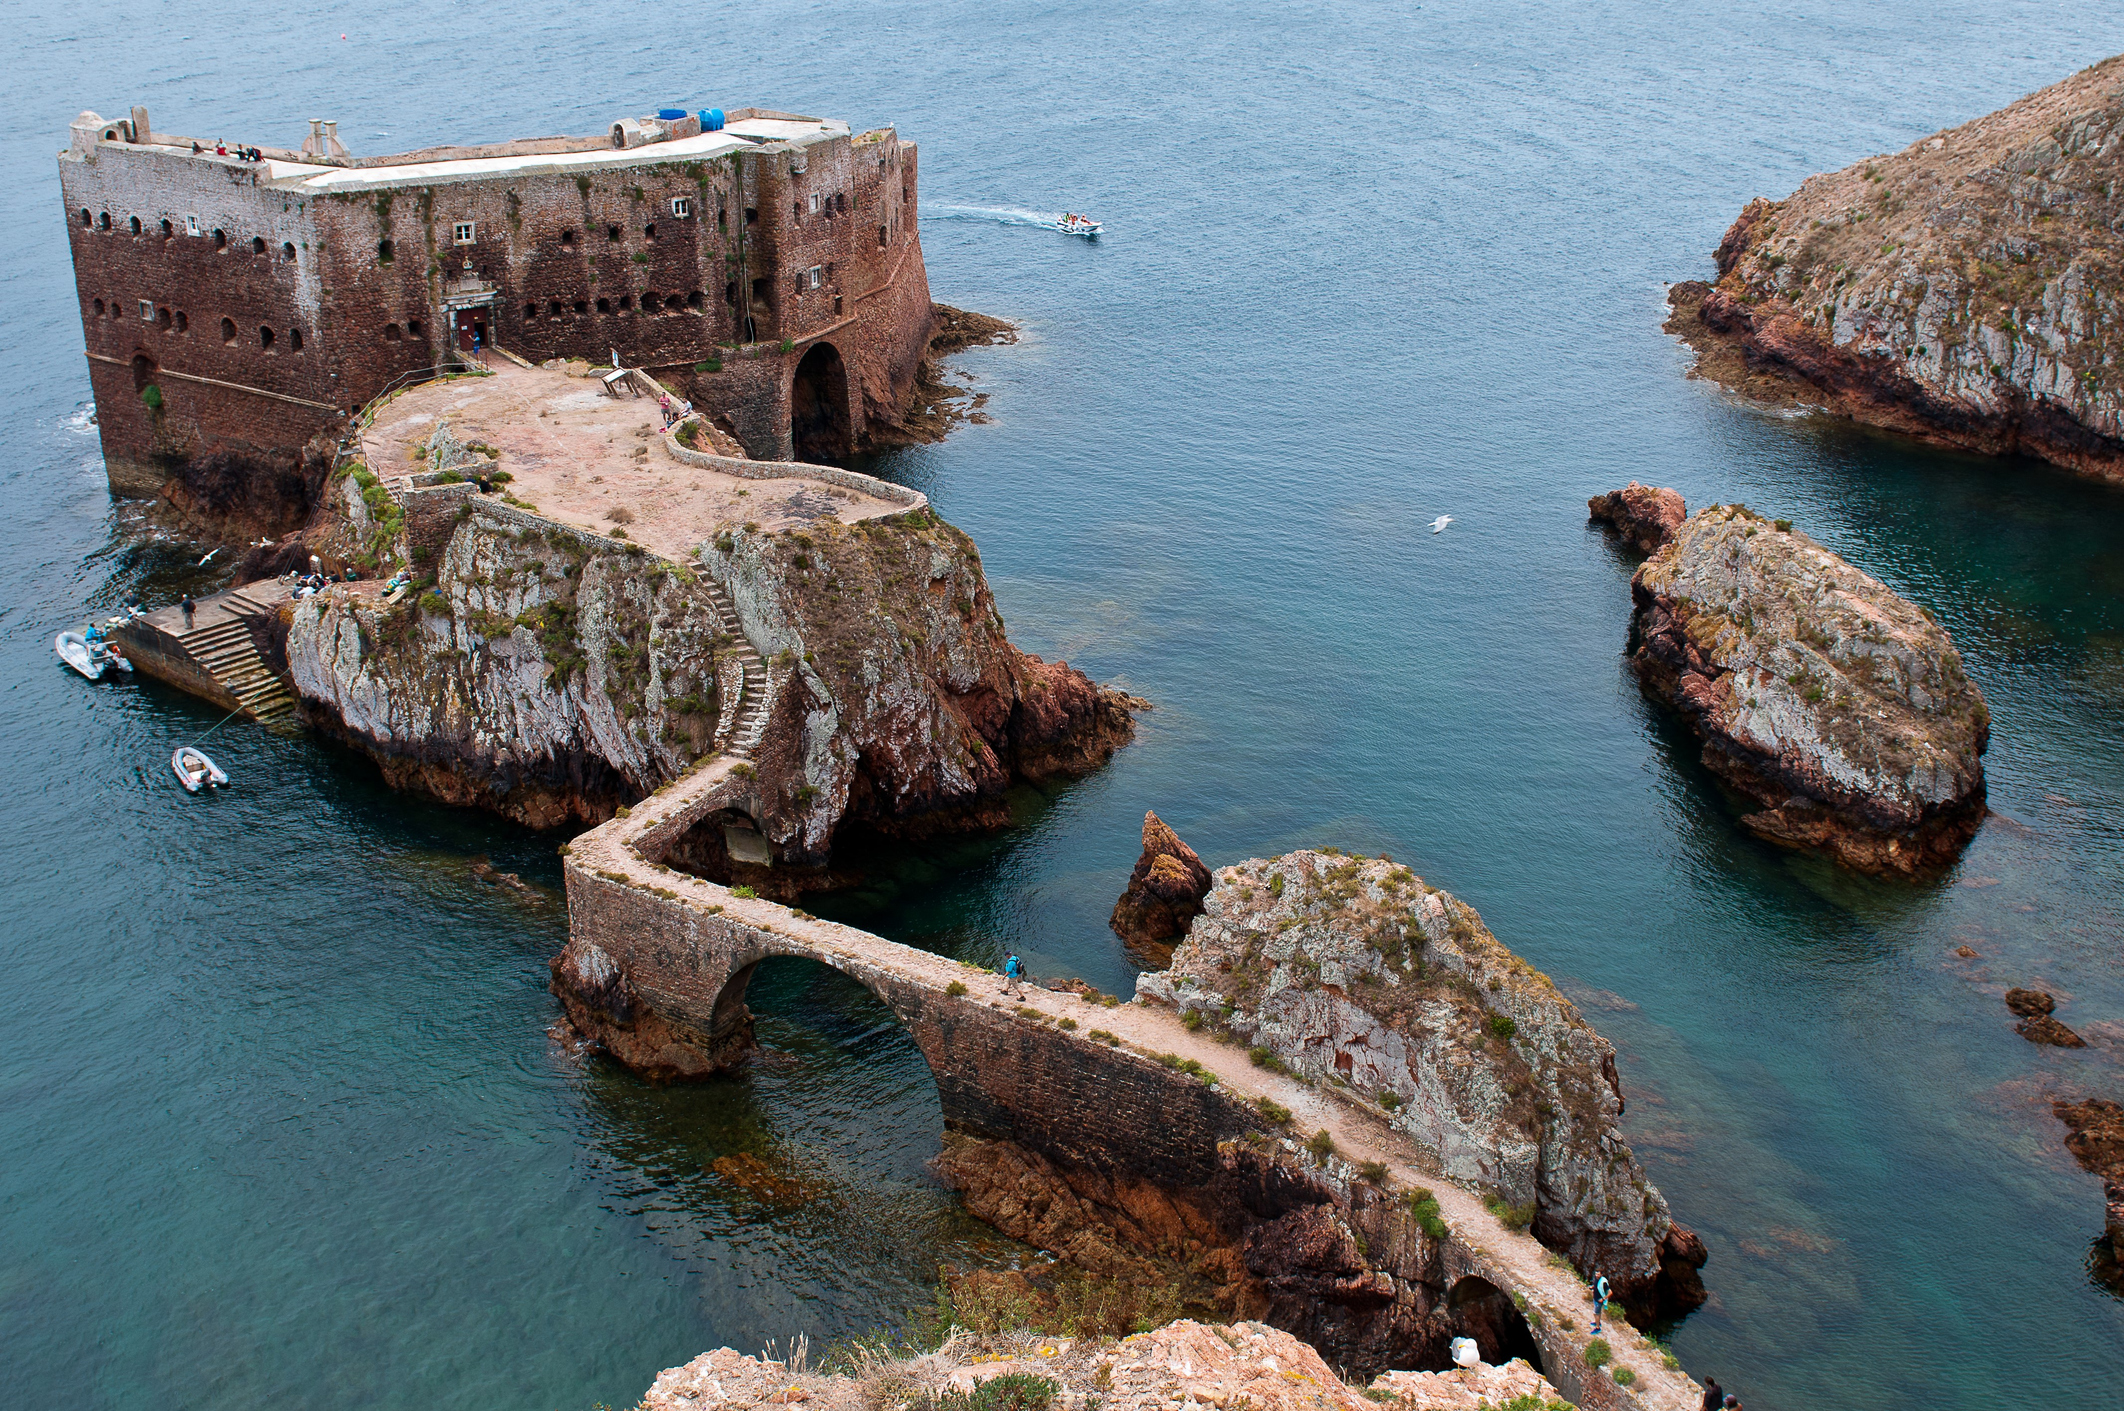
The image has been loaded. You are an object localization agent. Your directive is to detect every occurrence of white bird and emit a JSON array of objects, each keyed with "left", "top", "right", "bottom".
[
  {"left": 1429, "top": 515, "right": 1454, "bottom": 534},
  {"left": 197, "top": 548, "right": 219, "bottom": 566}
]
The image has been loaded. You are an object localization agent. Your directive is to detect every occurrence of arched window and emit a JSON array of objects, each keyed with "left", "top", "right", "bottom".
[
  {"left": 129, "top": 216, "right": 141, "bottom": 234},
  {"left": 290, "top": 328, "right": 303, "bottom": 351},
  {"left": 596, "top": 298, "right": 611, "bottom": 313},
  {"left": 606, "top": 224, "right": 621, "bottom": 242},
  {"left": 157, "top": 307, "right": 172, "bottom": 329},
  {"left": 97, "top": 211, "right": 111, "bottom": 229},
  {"left": 561, "top": 229, "right": 577, "bottom": 246},
  {"left": 212, "top": 229, "right": 226, "bottom": 249},
  {"left": 220, "top": 317, "right": 236, "bottom": 343},
  {"left": 618, "top": 295, "right": 633, "bottom": 311},
  {"left": 79, "top": 209, "right": 91, "bottom": 226},
  {"left": 282, "top": 242, "right": 296, "bottom": 259},
  {"left": 377, "top": 239, "right": 394, "bottom": 263},
  {"left": 643, "top": 222, "right": 656, "bottom": 241},
  {"left": 641, "top": 292, "right": 660, "bottom": 312},
  {"left": 175, "top": 311, "right": 187, "bottom": 332},
  {"left": 259, "top": 325, "right": 274, "bottom": 350},
  {"left": 92, "top": 298, "right": 104, "bottom": 316},
  {"left": 686, "top": 290, "right": 704, "bottom": 310},
  {"left": 160, "top": 219, "right": 172, "bottom": 237},
  {"left": 384, "top": 323, "right": 403, "bottom": 341},
  {"left": 251, "top": 236, "right": 266, "bottom": 254}
]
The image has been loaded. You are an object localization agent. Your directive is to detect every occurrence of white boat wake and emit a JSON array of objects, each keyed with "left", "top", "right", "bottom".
[{"left": 933, "top": 205, "right": 1103, "bottom": 236}]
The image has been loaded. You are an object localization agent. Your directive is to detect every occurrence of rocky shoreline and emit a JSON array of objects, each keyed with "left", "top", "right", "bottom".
[
  {"left": 1594, "top": 485, "right": 1989, "bottom": 875},
  {"left": 1669, "top": 55, "right": 2124, "bottom": 481}
]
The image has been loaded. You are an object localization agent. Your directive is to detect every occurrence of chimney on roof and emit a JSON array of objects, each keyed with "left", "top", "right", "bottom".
[
  {"left": 130, "top": 106, "right": 149, "bottom": 143},
  {"left": 322, "top": 120, "right": 349, "bottom": 158},
  {"left": 300, "top": 118, "right": 324, "bottom": 157}
]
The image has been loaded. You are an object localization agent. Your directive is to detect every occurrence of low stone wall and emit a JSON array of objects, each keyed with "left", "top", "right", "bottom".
[{"left": 662, "top": 419, "right": 929, "bottom": 514}]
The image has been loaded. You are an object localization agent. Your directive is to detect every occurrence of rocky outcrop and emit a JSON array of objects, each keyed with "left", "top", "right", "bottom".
[
  {"left": 1132, "top": 849, "right": 1704, "bottom": 1322},
  {"left": 641, "top": 1320, "right": 1567, "bottom": 1411},
  {"left": 682, "top": 512, "right": 1137, "bottom": 875},
  {"left": 933, "top": 1133, "right": 1544, "bottom": 1380},
  {"left": 1110, "top": 811, "right": 1213, "bottom": 958},
  {"left": 1625, "top": 501, "right": 1989, "bottom": 874},
  {"left": 2008, "top": 988, "right": 2088, "bottom": 1047},
  {"left": 1668, "top": 55, "right": 2124, "bottom": 481},
  {"left": 288, "top": 500, "right": 1137, "bottom": 846},
  {"left": 1587, "top": 483, "right": 1686, "bottom": 557},
  {"left": 2052, "top": 1098, "right": 2124, "bottom": 1272}
]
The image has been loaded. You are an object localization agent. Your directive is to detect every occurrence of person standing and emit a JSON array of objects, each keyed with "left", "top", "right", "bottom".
[
  {"left": 1002, "top": 952, "right": 1024, "bottom": 999},
  {"left": 1699, "top": 1377, "right": 1722, "bottom": 1411},
  {"left": 1591, "top": 1272, "right": 1611, "bottom": 1334},
  {"left": 180, "top": 593, "right": 196, "bottom": 630}
]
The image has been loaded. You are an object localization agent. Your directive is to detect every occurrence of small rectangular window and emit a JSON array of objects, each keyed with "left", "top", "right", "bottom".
[
  {"left": 807, "top": 265, "right": 822, "bottom": 290},
  {"left": 138, "top": 299, "right": 155, "bottom": 321},
  {"left": 671, "top": 197, "right": 692, "bottom": 218},
  {"left": 808, "top": 192, "right": 822, "bottom": 214},
  {"left": 184, "top": 214, "right": 201, "bottom": 237},
  {"left": 454, "top": 222, "right": 476, "bottom": 245}
]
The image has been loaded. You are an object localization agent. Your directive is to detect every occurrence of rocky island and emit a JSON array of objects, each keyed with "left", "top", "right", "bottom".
[
  {"left": 1593, "top": 486, "right": 1989, "bottom": 874},
  {"left": 1667, "top": 54, "right": 2124, "bottom": 480}
]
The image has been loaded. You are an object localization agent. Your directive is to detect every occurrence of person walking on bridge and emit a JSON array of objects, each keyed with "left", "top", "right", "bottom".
[{"left": 1002, "top": 952, "right": 1025, "bottom": 1000}]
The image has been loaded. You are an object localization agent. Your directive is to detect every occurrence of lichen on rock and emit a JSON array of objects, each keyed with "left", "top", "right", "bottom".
[
  {"left": 1623, "top": 500, "right": 1989, "bottom": 874},
  {"left": 1668, "top": 54, "right": 2124, "bottom": 480},
  {"left": 1133, "top": 848, "right": 1705, "bottom": 1320}
]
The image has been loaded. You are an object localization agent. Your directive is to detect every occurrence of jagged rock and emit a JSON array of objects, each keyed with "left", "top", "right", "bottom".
[
  {"left": 2018, "top": 1014, "right": 2088, "bottom": 1048},
  {"left": 1110, "top": 811, "right": 1213, "bottom": 957},
  {"left": 1628, "top": 504, "right": 1989, "bottom": 874},
  {"left": 933, "top": 1130, "right": 1546, "bottom": 1379},
  {"left": 2006, "top": 987, "right": 2057, "bottom": 1017},
  {"left": 1134, "top": 849, "right": 1704, "bottom": 1321},
  {"left": 685, "top": 515, "right": 1138, "bottom": 875},
  {"left": 2052, "top": 1097, "right": 2124, "bottom": 1264},
  {"left": 1667, "top": 55, "right": 2124, "bottom": 482},
  {"left": 640, "top": 1321, "right": 1569, "bottom": 1411},
  {"left": 1588, "top": 483, "right": 1687, "bottom": 556}
]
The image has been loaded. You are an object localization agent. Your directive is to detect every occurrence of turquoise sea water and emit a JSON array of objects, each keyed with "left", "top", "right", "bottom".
[{"left": 3, "top": 3, "right": 2121, "bottom": 1408}]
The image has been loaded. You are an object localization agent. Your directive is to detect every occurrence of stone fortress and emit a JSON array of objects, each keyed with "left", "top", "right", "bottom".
[{"left": 58, "top": 102, "right": 935, "bottom": 501}]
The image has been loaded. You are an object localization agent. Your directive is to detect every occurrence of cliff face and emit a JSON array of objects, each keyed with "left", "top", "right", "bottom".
[
  {"left": 693, "top": 512, "right": 1136, "bottom": 868},
  {"left": 1625, "top": 502, "right": 1989, "bottom": 874},
  {"left": 288, "top": 513, "right": 736, "bottom": 828},
  {"left": 1133, "top": 849, "right": 1703, "bottom": 1320},
  {"left": 1670, "top": 55, "right": 2124, "bottom": 479},
  {"left": 287, "top": 501, "right": 1136, "bottom": 850}
]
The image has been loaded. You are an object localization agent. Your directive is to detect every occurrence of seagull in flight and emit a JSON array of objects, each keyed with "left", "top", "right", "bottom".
[
  {"left": 197, "top": 548, "right": 220, "bottom": 566},
  {"left": 1429, "top": 515, "right": 1454, "bottom": 534}
]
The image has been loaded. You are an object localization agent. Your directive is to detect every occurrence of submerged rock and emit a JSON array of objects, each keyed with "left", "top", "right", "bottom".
[
  {"left": 1588, "top": 482, "right": 1687, "bottom": 556},
  {"left": 1134, "top": 848, "right": 1705, "bottom": 1321},
  {"left": 2010, "top": 990, "right": 2088, "bottom": 1048},
  {"left": 1668, "top": 55, "right": 2124, "bottom": 481},
  {"left": 2052, "top": 1097, "right": 2124, "bottom": 1268},
  {"left": 1109, "top": 811, "right": 1213, "bottom": 958},
  {"left": 1625, "top": 501, "right": 1989, "bottom": 874}
]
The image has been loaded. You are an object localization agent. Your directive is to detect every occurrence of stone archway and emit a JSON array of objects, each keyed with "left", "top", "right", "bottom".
[
  {"left": 1443, "top": 1274, "right": 1545, "bottom": 1371},
  {"left": 790, "top": 341, "right": 850, "bottom": 465}
]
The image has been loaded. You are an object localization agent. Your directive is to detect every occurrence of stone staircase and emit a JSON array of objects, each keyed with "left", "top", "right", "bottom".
[
  {"left": 701, "top": 584, "right": 770, "bottom": 759},
  {"left": 178, "top": 585, "right": 297, "bottom": 723}
]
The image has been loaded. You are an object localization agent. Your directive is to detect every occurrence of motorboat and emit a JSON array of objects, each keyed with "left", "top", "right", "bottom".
[
  {"left": 55, "top": 630, "right": 131, "bottom": 679},
  {"left": 172, "top": 747, "right": 228, "bottom": 793},
  {"left": 1053, "top": 213, "right": 1102, "bottom": 237}
]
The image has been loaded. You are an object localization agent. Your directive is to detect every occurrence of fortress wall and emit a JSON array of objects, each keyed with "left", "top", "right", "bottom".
[{"left": 59, "top": 146, "right": 346, "bottom": 491}]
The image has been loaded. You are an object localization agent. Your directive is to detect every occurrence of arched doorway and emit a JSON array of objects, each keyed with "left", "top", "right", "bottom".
[
  {"left": 1442, "top": 1274, "right": 1545, "bottom": 1371},
  {"left": 790, "top": 342, "right": 850, "bottom": 465}
]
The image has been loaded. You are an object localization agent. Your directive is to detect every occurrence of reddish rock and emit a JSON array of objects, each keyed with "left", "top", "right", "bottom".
[
  {"left": 2019, "top": 1014, "right": 2088, "bottom": 1048},
  {"left": 1110, "top": 812, "right": 1212, "bottom": 957},
  {"left": 1588, "top": 482, "right": 1687, "bottom": 556},
  {"left": 2052, "top": 1098, "right": 2124, "bottom": 1260},
  {"left": 2006, "top": 987, "right": 2056, "bottom": 1017}
]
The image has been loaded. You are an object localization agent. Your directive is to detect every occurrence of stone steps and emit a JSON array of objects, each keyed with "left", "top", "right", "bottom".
[
  {"left": 176, "top": 597, "right": 297, "bottom": 723},
  {"left": 697, "top": 583, "right": 770, "bottom": 760}
]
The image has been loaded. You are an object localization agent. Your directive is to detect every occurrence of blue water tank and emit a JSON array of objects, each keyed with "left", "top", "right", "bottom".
[
  {"left": 702, "top": 108, "right": 725, "bottom": 132},
  {"left": 657, "top": 108, "right": 688, "bottom": 121}
]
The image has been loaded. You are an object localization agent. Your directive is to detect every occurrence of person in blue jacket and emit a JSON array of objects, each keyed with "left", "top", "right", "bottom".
[{"left": 1002, "top": 952, "right": 1024, "bottom": 999}]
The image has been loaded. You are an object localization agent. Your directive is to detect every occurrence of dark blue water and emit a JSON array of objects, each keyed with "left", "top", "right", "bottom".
[{"left": 5, "top": 4, "right": 2122, "bottom": 1408}]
